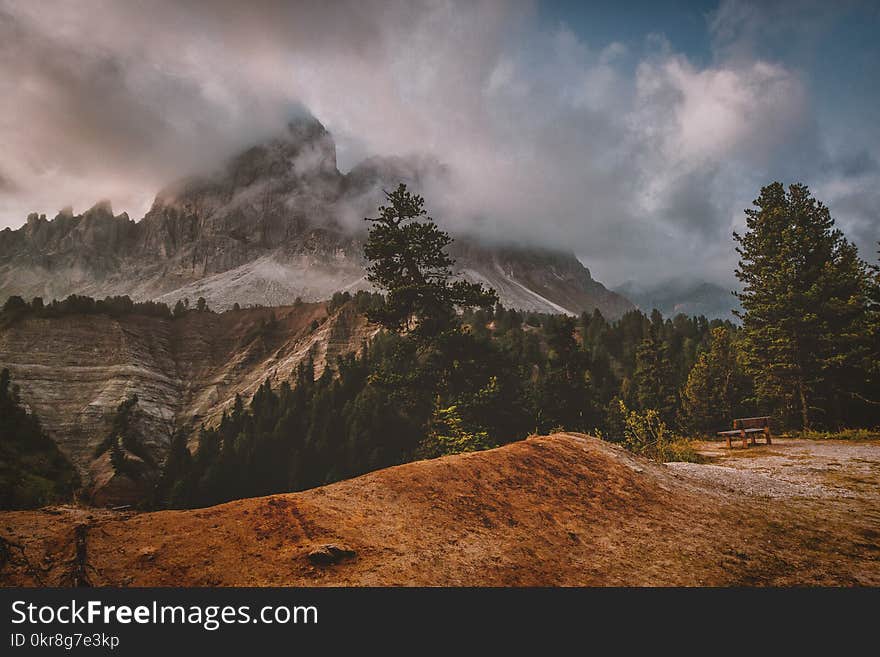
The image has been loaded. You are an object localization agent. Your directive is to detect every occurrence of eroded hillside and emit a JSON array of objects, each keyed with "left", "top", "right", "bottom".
[{"left": 0, "top": 302, "right": 378, "bottom": 502}]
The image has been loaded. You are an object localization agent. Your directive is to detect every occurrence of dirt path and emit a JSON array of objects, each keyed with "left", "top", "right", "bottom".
[
  {"left": 687, "top": 437, "right": 880, "bottom": 498},
  {"left": 1, "top": 434, "right": 878, "bottom": 586},
  {"left": 666, "top": 437, "right": 880, "bottom": 585}
]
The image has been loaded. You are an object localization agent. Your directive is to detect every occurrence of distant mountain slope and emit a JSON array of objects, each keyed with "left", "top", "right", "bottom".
[
  {"left": 614, "top": 278, "right": 739, "bottom": 320},
  {"left": 0, "top": 116, "right": 632, "bottom": 318}
]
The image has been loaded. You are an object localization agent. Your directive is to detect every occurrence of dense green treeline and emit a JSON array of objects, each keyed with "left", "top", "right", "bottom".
[
  {"left": 2, "top": 293, "right": 228, "bottom": 323},
  {"left": 150, "top": 300, "right": 734, "bottom": 508},
  {"left": 2, "top": 293, "right": 176, "bottom": 319}
]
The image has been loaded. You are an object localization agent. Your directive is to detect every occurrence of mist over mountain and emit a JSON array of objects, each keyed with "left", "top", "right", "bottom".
[
  {"left": 0, "top": 116, "right": 632, "bottom": 318},
  {"left": 614, "top": 278, "right": 740, "bottom": 321},
  {"left": 3, "top": 1, "right": 877, "bottom": 290}
]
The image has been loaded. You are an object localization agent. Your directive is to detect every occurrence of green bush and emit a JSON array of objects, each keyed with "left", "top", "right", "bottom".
[
  {"left": 416, "top": 404, "right": 497, "bottom": 459},
  {"left": 618, "top": 400, "right": 700, "bottom": 463}
]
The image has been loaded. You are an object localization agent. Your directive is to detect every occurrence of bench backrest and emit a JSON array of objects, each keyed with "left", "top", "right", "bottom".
[{"left": 733, "top": 416, "right": 770, "bottom": 430}]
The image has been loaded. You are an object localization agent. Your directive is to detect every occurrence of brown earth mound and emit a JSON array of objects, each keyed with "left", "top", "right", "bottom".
[{"left": 1, "top": 433, "right": 878, "bottom": 586}]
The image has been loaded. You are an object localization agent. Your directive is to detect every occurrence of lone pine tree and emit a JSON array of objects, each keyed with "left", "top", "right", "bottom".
[{"left": 363, "top": 183, "right": 497, "bottom": 338}]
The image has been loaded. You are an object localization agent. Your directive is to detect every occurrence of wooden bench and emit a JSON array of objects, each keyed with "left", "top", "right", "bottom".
[{"left": 717, "top": 416, "right": 772, "bottom": 448}]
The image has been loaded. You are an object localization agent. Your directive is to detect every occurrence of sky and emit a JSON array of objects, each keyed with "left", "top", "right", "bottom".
[{"left": 0, "top": 0, "right": 877, "bottom": 288}]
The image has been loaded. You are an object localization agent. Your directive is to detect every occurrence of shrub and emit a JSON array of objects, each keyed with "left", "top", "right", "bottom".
[
  {"left": 416, "top": 404, "right": 496, "bottom": 458},
  {"left": 618, "top": 400, "right": 700, "bottom": 462}
]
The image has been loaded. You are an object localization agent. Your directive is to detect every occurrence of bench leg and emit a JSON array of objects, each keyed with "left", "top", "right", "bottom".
[
  {"left": 765, "top": 427, "right": 772, "bottom": 445},
  {"left": 741, "top": 430, "right": 748, "bottom": 449},
  {"left": 726, "top": 435, "right": 732, "bottom": 449}
]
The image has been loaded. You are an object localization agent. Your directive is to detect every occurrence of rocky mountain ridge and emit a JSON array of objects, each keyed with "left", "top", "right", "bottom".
[{"left": 0, "top": 116, "right": 632, "bottom": 318}]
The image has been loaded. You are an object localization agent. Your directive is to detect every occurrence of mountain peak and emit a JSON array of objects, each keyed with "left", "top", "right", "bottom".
[
  {"left": 153, "top": 115, "right": 339, "bottom": 208},
  {"left": 0, "top": 119, "right": 633, "bottom": 318}
]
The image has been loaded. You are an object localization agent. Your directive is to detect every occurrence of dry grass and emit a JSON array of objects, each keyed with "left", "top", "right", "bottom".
[{"left": 1, "top": 433, "right": 878, "bottom": 587}]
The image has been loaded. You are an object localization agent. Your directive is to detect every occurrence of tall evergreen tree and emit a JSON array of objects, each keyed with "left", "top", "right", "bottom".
[
  {"left": 734, "top": 183, "right": 871, "bottom": 429},
  {"left": 858, "top": 243, "right": 880, "bottom": 415},
  {"left": 633, "top": 328, "right": 677, "bottom": 425},
  {"left": 363, "top": 183, "right": 496, "bottom": 338},
  {"left": 532, "top": 315, "right": 597, "bottom": 432}
]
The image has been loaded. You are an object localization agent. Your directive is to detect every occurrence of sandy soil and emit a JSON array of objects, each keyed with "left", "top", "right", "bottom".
[{"left": 1, "top": 434, "right": 878, "bottom": 586}]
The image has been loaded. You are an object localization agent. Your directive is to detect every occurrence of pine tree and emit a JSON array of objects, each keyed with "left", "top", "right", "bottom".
[
  {"left": 153, "top": 428, "right": 194, "bottom": 508},
  {"left": 680, "top": 327, "right": 749, "bottom": 434},
  {"left": 633, "top": 328, "right": 676, "bottom": 425},
  {"left": 734, "top": 183, "right": 871, "bottom": 429},
  {"left": 532, "top": 315, "right": 597, "bottom": 432},
  {"left": 857, "top": 243, "right": 880, "bottom": 417},
  {"left": 363, "top": 183, "right": 496, "bottom": 338}
]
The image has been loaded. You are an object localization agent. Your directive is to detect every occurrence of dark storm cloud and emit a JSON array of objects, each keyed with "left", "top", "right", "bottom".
[{"left": 0, "top": 0, "right": 876, "bottom": 286}]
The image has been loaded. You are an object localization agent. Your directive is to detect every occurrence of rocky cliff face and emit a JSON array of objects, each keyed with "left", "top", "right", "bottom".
[
  {"left": 0, "top": 302, "right": 376, "bottom": 503},
  {"left": 0, "top": 116, "right": 632, "bottom": 318}
]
